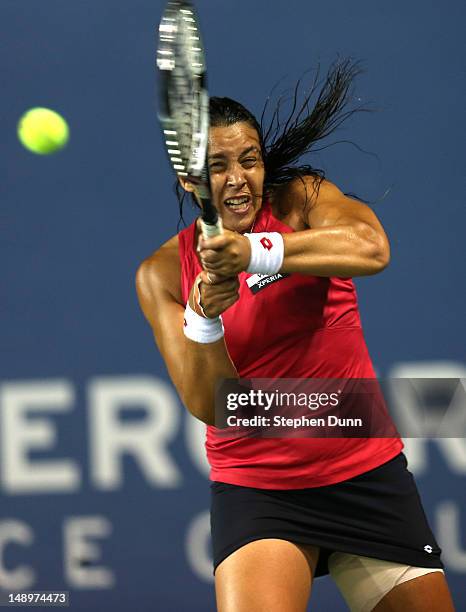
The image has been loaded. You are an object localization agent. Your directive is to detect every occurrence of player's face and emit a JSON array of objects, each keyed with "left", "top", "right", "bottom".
[{"left": 207, "top": 122, "right": 265, "bottom": 233}]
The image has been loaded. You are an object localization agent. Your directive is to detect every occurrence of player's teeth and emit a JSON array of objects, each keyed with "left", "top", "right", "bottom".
[{"left": 226, "top": 197, "right": 249, "bottom": 205}]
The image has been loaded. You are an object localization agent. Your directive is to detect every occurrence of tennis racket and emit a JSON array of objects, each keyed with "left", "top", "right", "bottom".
[{"left": 156, "top": 0, "right": 222, "bottom": 238}]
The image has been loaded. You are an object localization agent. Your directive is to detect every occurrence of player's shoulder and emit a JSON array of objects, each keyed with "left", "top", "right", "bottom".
[
  {"left": 272, "top": 175, "right": 341, "bottom": 228},
  {"left": 136, "top": 234, "right": 181, "bottom": 302},
  {"left": 279, "top": 175, "right": 342, "bottom": 206}
]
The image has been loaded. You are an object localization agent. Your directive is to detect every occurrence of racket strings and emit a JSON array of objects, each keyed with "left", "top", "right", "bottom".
[{"left": 158, "top": 2, "right": 208, "bottom": 177}]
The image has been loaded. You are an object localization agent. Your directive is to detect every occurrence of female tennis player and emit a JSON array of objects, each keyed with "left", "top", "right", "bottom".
[{"left": 136, "top": 62, "right": 454, "bottom": 611}]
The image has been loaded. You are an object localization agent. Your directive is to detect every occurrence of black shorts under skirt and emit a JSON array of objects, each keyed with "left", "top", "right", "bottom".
[{"left": 210, "top": 453, "right": 444, "bottom": 577}]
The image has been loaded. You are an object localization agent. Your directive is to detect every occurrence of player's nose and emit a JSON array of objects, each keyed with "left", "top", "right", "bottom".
[{"left": 226, "top": 169, "right": 246, "bottom": 188}]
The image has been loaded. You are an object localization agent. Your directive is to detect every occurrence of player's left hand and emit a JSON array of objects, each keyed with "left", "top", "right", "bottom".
[{"left": 198, "top": 227, "right": 251, "bottom": 277}]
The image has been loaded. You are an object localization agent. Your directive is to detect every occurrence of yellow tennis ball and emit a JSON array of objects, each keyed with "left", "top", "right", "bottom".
[{"left": 17, "top": 107, "right": 69, "bottom": 154}]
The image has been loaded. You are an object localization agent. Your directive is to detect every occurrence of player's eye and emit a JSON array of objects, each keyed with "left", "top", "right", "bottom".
[
  {"left": 241, "top": 158, "right": 257, "bottom": 168},
  {"left": 209, "top": 162, "right": 225, "bottom": 171}
]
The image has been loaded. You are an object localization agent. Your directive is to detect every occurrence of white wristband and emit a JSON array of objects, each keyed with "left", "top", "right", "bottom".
[
  {"left": 183, "top": 303, "right": 224, "bottom": 344},
  {"left": 245, "top": 232, "right": 284, "bottom": 275}
]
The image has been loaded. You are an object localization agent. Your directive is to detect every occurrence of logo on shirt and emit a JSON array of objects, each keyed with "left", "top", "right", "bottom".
[{"left": 246, "top": 272, "right": 289, "bottom": 295}]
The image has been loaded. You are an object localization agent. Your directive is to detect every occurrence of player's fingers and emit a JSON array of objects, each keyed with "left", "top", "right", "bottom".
[
  {"left": 200, "top": 287, "right": 239, "bottom": 313},
  {"left": 199, "top": 270, "right": 210, "bottom": 285},
  {"left": 199, "top": 248, "right": 224, "bottom": 265},
  {"left": 205, "top": 288, "right": 237, "bottom": 304},
  {"left": 202, "top": 272, "right": 238, "bottom": 291},
  {"left": 199, "top": 235, "right": 227, "bottom": 251},
  {"left": 201, "top": 260, "right": 224, "bottom": 274},
  {"left": 207, "top": 271, "right": 224, "bottom": 285},
  {"left": 221, "top": 293, "right": 240, "bottom": 310},
  {"left": 196, "top": 219, "right": 203, "bottom": 251},
  {"left": 199, "top": 270, "right": 224, "bottom": 285},
  {"left": 216, "top": 277, "right": 239, "bottom": 292}
]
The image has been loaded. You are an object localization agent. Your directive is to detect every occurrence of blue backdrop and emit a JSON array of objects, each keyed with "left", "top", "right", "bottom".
[{"left": 1, "top": 1, "right": 465, "bottom": 610}]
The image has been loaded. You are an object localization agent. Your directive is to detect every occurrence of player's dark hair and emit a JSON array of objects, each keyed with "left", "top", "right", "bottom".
[
  {"left": 175, "top": 58, "right": 367, "bottom": 227},
  {"left": 209, "top": 97, "right": 264, "bottom": 142}
]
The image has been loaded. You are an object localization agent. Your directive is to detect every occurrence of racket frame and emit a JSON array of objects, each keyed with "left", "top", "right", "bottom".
[{"left": 156, "top": 0, "right": 222, "bottom": 237}]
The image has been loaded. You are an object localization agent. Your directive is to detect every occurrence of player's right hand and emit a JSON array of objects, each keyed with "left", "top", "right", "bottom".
[{"left": 189, "top": 271, "right": 240, "bottom": 319}]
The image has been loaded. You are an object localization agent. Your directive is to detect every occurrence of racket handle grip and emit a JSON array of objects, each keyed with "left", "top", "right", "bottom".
[{"left": 200, "top": 217, "right": 223, "bottom": 238}]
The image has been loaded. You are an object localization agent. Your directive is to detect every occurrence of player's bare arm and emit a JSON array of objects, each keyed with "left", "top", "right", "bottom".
[
  {"left": 280, "top": 176, "right": 390, "bottom": 276},
  {"left": 135, "top": 237, "right": 239, "bottom": 426},
  {"left": 198, "top": 177, "right": 390, "bottom": 279}
]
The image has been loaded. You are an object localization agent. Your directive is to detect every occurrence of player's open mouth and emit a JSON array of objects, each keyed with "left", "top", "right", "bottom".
[{"left": 224, "top": 196, "right": 251, "bottom": 214}]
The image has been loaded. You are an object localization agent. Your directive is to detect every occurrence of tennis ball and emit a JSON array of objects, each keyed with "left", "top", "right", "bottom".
[{"left": 17, "top": 107, "right": 69, "bottom": 154}]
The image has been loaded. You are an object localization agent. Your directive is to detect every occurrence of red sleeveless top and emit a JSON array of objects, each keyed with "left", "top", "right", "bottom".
[{"left": 178, "top": 201, "right": 403, "bottom": 488}]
